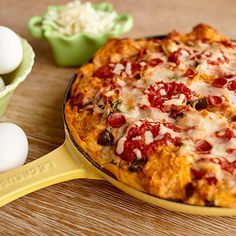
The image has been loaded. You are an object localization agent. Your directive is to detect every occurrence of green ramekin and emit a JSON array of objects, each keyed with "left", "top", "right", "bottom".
[
  {"left": 28, "top": 3, "right": 133, "bottom": 67},
  {"left": 0, "top": 38, "right": 35, "bottom": 117}
]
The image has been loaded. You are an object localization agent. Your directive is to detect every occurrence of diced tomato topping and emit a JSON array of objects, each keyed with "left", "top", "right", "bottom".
[
  {"left": 219, "top": 159, "right": 236, "bottom": 175},
  {"left": 207, "top": 58, "right": 227, "bottom": 65},
  {"left": 107, "top": 112, "right": 126, "bottom": 128},
  {"left": 149, "top": 58, "right": 163, "bottom": 67},
  {"left": 215, "top": 128, "right": 235, "bottom": 140},
  {"left": 183, "top": 68, "right": 196, "bottom": 79},
  {"left": 195, "top": 139, "right": 212, "bottom": 154},
  {"left": 212, "top": 78, "right": 228, "bottom": 88},
  {"left": 93, "top": 65, "right": 114, "bottom": 78},
  {"left": 225, "top": 74, "right": 235, "bottom": 79},
  {"left": 116, "top": 119, "right": 181, "bottom": 162},
  {"left": 205, "top": 52, "right": 212, "bottom": 58},
  {"left": 131, "top": 63, "right": 142, "bottom": 74},
  {"left": 226, "top": 148, "right": 236, "bottom": 154},
  {"left": 207, "top": 96, "right": 223, "bottom": 107},
  {"left": 119, "top": 59, "right": 128, "bottom": 65},
  {"left": 120, "top": 60, "right": 147, "bottom": 78},
  {"left": 199, "top": 157, "right": 236, "bottom": 175},
  {"left": 145, "top": 81, "right": 194, "bottom": 112},
  {"left": 168, "top": 50, "right": 180, "bottom": 64},
  {"left": 224, "top": 56, "right": 230, "bottom": 63},
  {"left": 93, "top": 60, "right": 148, "bottom": 79},
  {"left": 168, "top": 48, "right": 190, "bottom": 64},
  {"left": 206, "top": 177, "right": 218, "bottom": 185},
  {"left": 207, "top": 51, "right": 229, "bottom": 65},
  {"left": 221, "top": 40, "right": 236, "bottom": 48},
  {"left": 227, "top": 80, "right": 236, "bottom": 91},
  {"left": 221, "top": 41, "right": 231, "bottom": 47},
  {"left": 164, "top": 122, "right": 181, "bottom": 132}
]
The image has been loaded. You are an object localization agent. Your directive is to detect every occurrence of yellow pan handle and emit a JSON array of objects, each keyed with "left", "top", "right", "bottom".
[{"left": 0, "top": 142, "right": 101, "bottom": 207}]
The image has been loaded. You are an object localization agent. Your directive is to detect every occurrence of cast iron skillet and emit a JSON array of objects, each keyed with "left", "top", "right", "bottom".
[{"left": 0, "top": 36, "right": 235, "bottom": 215}]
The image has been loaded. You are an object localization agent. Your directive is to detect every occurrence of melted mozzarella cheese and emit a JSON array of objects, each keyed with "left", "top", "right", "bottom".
[
  {"left": 149, "top": 108, "right": 174, "bottom": 123},
  {"left": 149, "top": 64, "right": 189, "bottom": 85},
  {"left": 159, "top": 89, "right": 166, "bottom": 96},
  {"left": 112, "top": 63, "right": 125, "bottom": 75},
  {"left": 144, "top": 131, "right": 153, "bottom": 145},
  {"left": 178, "top": 111, "right": 236, "bottom": 162},
  {"left": 125, "top": 62, "right": 132, "bottom": 76},
  {"left": 116, "top": 137, "right": 126, "bottom": 155},
  {"left": 178, "top": 111, "right": 228, "bottom": 138},
  {"left": 189, "top": 79, "right": 236, "bottom": 109},
  {"left": 137, "top": 94, "right": 150, "bottom": 107},
  {"left": 133, "top": 148, "right": 142, "bottom": 159},
  {"left": 196, "top": 62, "right": 220, "bottom": 76},
  {"left": 149, "top": 65, "right": 175, "bottom": 83},
  {"left": 159, "top": 123, "right": 179, "bottom": 139},
  {"left": 167, "top": 41, "right": 180, "bottom": 53},
  {"left": 209, "top": 136, "right": 236, "bottom": 162},
  {"left": 220, "top": 56, "right": 236, "bottom": 75},
  {"left": 116, "top": 78, "right": 126, "bottom": 87},
  {"left": 149, "top": 52, "right": 167, "bottom": 60},
  {"left": 132, "top": 136, "right": 142, "bottom": 140},
  {"left": 119, "top": 87, "right": 142, "bottom": 118},
  {"left": 195, "top": 44, "right": 236, "bottom": 77},
  {"left": 189, "top": 80, "right": 231, "bottom": 98},
  {"left": 163, "top": 94, "right": 185, "bottom": 106}
]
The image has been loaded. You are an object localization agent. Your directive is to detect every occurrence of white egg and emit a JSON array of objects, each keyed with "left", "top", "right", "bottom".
[
  {"left": 0, "top": 76, "right": 5, "bottom": 91},
  {"left": 0, "top": 123, "right": 28, "bottom": 172},
  {"left": 0, "top": 26, "right": 23, "bottom": 74}
]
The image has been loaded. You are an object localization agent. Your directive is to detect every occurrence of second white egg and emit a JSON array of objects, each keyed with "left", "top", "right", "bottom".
[{"left": 0, "top": 123, "right": 28, "bottom": 172}]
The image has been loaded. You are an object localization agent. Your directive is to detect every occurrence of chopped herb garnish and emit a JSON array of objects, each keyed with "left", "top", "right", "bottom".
[{"left": 111, "top": 99, "right": 122, "bottom": 112}]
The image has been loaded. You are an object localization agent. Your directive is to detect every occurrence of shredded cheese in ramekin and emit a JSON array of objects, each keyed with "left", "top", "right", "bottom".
[{"left": 43, "top": 0, "right": 118, "bottom": 36}]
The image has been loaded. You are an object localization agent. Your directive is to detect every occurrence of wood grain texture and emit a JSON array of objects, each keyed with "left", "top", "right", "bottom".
[{"left": 0, "top": 0, "right": 236, "bottom": 235}]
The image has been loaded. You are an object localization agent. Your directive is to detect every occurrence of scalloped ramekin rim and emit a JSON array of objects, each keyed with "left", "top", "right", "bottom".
[
  {"left": 43, "top": 27, "right": 124, "bottom": 41},
  {"left": 0, "top": 38, "right": 35, "bottom": 99}
]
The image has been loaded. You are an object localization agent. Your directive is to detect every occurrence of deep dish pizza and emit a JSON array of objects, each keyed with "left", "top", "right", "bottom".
[{"left": 65, "top": 24, "right": 236, "bottom": 207}]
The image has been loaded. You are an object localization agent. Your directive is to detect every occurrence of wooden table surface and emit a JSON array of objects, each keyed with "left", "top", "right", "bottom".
[{"left": 1, "top": 0, "right": 236, "bottom": 235}]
